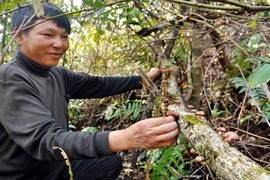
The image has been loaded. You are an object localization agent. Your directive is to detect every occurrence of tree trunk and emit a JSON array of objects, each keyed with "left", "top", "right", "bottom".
[
  {"left": 0, "top": 12, "right": 7, "bottom": 65},
  {"left": 168, "top": 104, "right": 270, "bottom": 180},
  {"left": 188, "top": 31, "right": 203, "bottom": 109}
]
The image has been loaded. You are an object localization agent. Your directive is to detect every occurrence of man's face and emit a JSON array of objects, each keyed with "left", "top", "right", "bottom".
[{"left": 16, "top": 20, "right": 69, "bottom": 67}]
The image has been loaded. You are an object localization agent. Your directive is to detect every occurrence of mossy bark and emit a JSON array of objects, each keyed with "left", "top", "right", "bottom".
[{"left": 168, "top": 104, "right": 270, "bottom": 180}]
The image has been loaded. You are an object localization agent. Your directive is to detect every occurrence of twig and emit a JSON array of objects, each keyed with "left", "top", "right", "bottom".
[
  {"left": 237, "top": 91, "right": 248, "bottom": 128},
  {"left": 262, "top": 83, "right": 270, "bottom": 103},
  {"left": 53, "top": 146, "right": 73, "bottom": 180},
  {"left": 232, "top": 141, "right": 270, "bottom": 150},
  {"left": 137, "top": 68, "right": 160, "bottom": 180},
  {"left": 137, "top": 68, "right": 159, "bottom": 94},
  {"left": 128, "top": 68, "right": 160, "bottom": 180},
  {"left": 209, "top": 0, "right": 270, "bottom": 12},
  {"left": 230, "top": 126, "right": 270, "bottom": 143},
  {"left": 168, "top": 0, "right": 241, "bottom": 11},
  {"left": 239, "top": 136, "right": 270, "bottom": 165}
]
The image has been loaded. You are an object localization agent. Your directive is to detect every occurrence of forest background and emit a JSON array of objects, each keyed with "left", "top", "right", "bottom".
[{"left": 1, "top": 0, "right": 270, "bottom": 179}]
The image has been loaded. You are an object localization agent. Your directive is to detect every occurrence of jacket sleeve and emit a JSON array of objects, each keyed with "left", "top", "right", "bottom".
[
  {"left": 0, "top": 66, "right": 114, "bottom": 161},
  {"left": 58, "top": 67, "right": 143, "bottom": 99}
]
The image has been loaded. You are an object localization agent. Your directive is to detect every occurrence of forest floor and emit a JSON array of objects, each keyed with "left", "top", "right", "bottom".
[{"left": 72, "top": 59, "right": 270, "bottom": 179}]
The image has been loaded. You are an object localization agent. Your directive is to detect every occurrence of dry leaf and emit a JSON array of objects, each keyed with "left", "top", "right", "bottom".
[{"left": 32, "top": 0, "right": 44, "bottom": 17}]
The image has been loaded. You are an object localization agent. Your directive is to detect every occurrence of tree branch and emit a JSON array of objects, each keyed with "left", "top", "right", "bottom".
[
  {"left": 209, "top": 0, "right": 270, "bottom": 12},
  {"left": 168, "top": 0, "right": 240, "bottom": 11}
]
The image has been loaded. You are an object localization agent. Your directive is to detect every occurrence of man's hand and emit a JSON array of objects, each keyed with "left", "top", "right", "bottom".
[
  {"left": 147, "top": 68, "right": 161, "bottom": 81},
  {"left": 141, "top": 68, "right": 161, "bottom": 87},
  {"left": 109, "top": 116, "right": 179, "bottom": 152}
]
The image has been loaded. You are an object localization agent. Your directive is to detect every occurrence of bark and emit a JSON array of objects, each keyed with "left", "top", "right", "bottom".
[
  {"left": 188, "top": 30, "right": 203, "bottom": 109},
  {"left": 186, "top": 0, "right": 205, "bottom": 109},
  {"left": 168, "top": 104, "right": 270, "bottom": 179}
]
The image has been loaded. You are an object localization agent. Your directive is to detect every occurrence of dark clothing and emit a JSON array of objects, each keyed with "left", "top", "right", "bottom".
[
  {"left": 61, "top": 155, "right": 122, "bottom": 180},
  {"left": 0, "top": 51, "right": 142, "bottom": 179}
]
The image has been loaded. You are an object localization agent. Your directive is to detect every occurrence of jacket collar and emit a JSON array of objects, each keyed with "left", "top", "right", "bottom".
[{"left": 16, "top": 50, "right": 51, "bottom": 77}]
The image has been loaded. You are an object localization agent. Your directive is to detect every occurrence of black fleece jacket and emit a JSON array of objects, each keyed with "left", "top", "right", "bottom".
[{"left": 0, "top": 51, "right": 142, "bottom": 180}]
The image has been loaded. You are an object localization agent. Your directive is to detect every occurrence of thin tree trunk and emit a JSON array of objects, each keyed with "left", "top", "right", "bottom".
[
  {"left": 0, "top": 13, "right": 8, "bottom": 65},
  {"left": 188, "top": 31, "right": 203, "bottom": 109}
]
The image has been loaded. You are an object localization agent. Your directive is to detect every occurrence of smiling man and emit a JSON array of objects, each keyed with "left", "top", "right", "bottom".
[
  {"left": 16, "top": 19, "right": 69, "bottom": 67},
  {"left": 0, "top": 2, "right": 179, "bottom": 180}
]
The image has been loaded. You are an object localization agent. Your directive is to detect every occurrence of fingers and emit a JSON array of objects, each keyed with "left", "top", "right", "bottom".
[
  {"left": 152, "top": 120, "right": 178, "bottom": 135},
  {"left": 143, "top": 116, "right": 179, "bottom": 147},
  {"left": 166, "top": 110, "right": 179, "bottom": 118},
  {"left": 147, "top": 68, "right": 162, "bottom": 81},
  {"left": 152, "top": 138, "right": 177, "bottom": 148},
  {"left": 155, "top": 127, "right": 179, "bottom": 142},
  {"left": 131, "top": 115, "right": 180, "bottom": 149},
  {"left": 142, "top": 116, "right": 175, "bottom": 126}
]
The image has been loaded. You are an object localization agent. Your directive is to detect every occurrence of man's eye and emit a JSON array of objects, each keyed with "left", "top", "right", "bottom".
[{"left": 43, "top": 34, "right": 52, "bottom": 37}]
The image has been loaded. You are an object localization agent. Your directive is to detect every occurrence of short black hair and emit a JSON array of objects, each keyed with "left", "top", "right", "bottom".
[{"left": 12, "top": 2, "right": 71, "bottom": 34}]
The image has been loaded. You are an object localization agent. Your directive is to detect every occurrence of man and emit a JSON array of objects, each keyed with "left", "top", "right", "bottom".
[{"left": 0, "top": 2, "right": 179, "bottom": 180}]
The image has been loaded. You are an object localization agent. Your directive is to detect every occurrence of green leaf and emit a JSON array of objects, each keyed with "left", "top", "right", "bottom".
[
  {"left": 96, "top": 27, "right": 105, "bottom": 35},
  {"left": 247, "top": 33, "right": 261, "bottom": 54},
  {"left": 232, "top": 38, "right": 248, "bottom": 58},
  {"left": 261, "top": 0, "right": 270, "bottom": 5},
  {"left": 229, "top": 77, "right": 248, "bottom": 94},
  {"left": 240, "top": 114, "right": 253, "bottom": 125},
  {"left": 69, "top": 124, "right": 76, "bottom": 131},
  {"left": 250, "top": 19, "right": 257, "bottom": 29},
  {"left": 81, "top": 127, "right": 98, "bottom": 132},
  {"left": 0, "top": 0, "right": 27, "bottom": 12},
  {"left": 247, "top": 57, "right": 270, "bottom": 63},
  {"left": 248, "top": 64, "right": 270, "bottom": 88},
  {"left": 83, "top": 0, "right": 106, "bottom": 8}
]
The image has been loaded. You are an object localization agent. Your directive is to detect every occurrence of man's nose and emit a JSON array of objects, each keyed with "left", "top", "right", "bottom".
[{"left": 52, "top": 37, "right": 64, "bottom": 48}]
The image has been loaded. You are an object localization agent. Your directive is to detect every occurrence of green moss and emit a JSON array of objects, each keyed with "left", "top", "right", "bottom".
[
  {"left": 184, "top": 114, "right": 204, "bottom": 125},
  {"left": 196, "top": 143, "right": 218, "bottom": 161},
  {"left": 232, "top": 160, "right": 238, "bottom": 165},
  {"left": 210, "top": 151, "right": 218, "bottom": 161},
  {"left": 243, "top": 167, "right": 270, "bottom": 179}
]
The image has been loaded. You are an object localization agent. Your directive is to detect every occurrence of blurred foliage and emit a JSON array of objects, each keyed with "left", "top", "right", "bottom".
[{"left": 68, "top": 99, "right": 85, "bottom": 130}]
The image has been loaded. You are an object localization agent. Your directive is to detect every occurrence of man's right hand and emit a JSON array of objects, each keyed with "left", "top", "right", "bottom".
[{"left": 108, "top": 116, "right": 179, "bottom": 152}]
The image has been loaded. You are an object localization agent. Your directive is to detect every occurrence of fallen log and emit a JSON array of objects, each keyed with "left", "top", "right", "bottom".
[{"left": 168, "top": 104, "right": 270, "bottom": 180}]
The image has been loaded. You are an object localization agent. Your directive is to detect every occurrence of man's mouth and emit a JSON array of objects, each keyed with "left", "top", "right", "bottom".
[{"left": 49, "top": 53, "right": 63, "bottom": 58}]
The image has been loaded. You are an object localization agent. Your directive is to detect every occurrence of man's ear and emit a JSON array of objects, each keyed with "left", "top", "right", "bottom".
[{"left": 14, "top": 31, "right": 24, "bottom": 45}]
